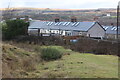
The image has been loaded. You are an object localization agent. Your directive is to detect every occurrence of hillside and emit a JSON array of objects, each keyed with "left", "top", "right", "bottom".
[
  {"left": 2, "top": 42, "right": 118, "bottom": 78},
  {"left": 0, "top": 7, "right": 116, "bottom": 12},
  {"left": 1, "top": 7, "right": 117, "bottom": 26}
]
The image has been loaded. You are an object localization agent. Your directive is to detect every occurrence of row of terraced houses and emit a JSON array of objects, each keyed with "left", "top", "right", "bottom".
[
  {"left": 11, "top": 17, "right": 120, "bottom": 39},
  {"left": 27, "top": 17, "right": 120, "bottom": 39}
]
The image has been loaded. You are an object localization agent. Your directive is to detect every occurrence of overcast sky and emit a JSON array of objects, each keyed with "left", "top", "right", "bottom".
[{"left": 0, "top": 0, "right": 120, "bottom": 9}]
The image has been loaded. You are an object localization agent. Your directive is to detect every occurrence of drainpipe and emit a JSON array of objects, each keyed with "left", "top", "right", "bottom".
[{"left": 38, "top": 29, "right": 40, "bottom": 36}]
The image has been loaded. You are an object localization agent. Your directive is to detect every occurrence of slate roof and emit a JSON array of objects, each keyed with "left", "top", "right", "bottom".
[
  {"left": 28, "top": 21, "right": 96, "bottom": 31},
  {"left": 102, "top": 26, "right": 120, "bottom": 34}
]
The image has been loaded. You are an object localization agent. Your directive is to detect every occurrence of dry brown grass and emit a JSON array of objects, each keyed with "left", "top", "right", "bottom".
[{"left": 2, "top": 43, "right": 41, "bottom": 78}]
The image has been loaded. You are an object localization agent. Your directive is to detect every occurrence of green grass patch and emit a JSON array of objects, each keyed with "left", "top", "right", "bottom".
[
  {"left": 33, "top": 46, "right": 118, "bottom": 78},
  {"left": 35, "top": 45, "right": 73, "bottom": 54},
  {"left": 36, "top": 51, "right": 118, "bottom": 78}
]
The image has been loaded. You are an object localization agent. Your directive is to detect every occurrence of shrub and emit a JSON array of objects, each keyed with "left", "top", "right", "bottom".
[
  {"left": 2, "top": 19, "right": 29, "bottom": 40},
  {"left": 41, "top": 47, "right": 62, "bottom": 61}
]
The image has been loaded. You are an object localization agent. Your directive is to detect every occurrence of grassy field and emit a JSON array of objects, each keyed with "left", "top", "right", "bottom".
[
  {"left": 30, "top": 52, "right": 118, "bottom": 78},
  {"left": 2, "top": 42, "right": 118, "bottom": 78}
]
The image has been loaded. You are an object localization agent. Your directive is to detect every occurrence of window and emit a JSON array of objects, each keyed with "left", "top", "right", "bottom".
[
  {"left": 79, "top": 32, "right": 82, "bottom": 35},
  {"left": 58, "top": 22, "right": 62, "bottom": 25},
  {"left": 104, "top": 27, "right": 109, "bottom": 30},
  {"left": 46, "top": 22, "right": 51, "bottom": 25},
  {"left": 114, "top": 27, "right": 117, "bottom": 31},
  {"left": 72, "top": 22, "right": 76, "bottom": 26},
  {"left": 111, "top": 27, "right": 116, "bottom": 30},
  {"left": 75, "top": 22, "right": 80, "bottom": 26},
  {"left": 66, "top": 22, "right": 70, "bottom": 26},
  {"left": 49, "top": 22, "right": 53, "bottom": 25},
  {"left": 55, "top": 22, "right": 59, "bottom": 25},
  {"left": 63, "top": 22, "right": 67, "bottom": 26}
]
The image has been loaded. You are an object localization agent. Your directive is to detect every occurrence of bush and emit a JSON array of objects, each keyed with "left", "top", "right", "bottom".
[
  {"left": 41, "top": 47, "right": 62, "bottom": 61},
  {"left": 2, "top": 19, "right": 29, "bottom": 40}
]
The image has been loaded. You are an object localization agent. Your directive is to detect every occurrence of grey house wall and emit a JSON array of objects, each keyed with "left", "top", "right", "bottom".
[
  {"left": 106, "top": 34, "right": 120, "bottom": 39},
  {"left": 87, "top": 23, "right": 105, "bottom": 38},
  {"left": 72, "top": 31, "right": 79, "bottom": 36},
  {"left": 79, "top": 32, "right": 87, "bottom": 36},
  {"left": 106, "top": 34, "right": 117, "bottom": 39},
  {"left": 65, "top": 31, "right": 87, "bottom": 36}
]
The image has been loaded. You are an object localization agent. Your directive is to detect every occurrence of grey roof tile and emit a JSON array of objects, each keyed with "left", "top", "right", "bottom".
[
  {"left": 29, "top": 21, "right": 96, "bottom": 31},
  {"left": 102, "top": 26, "right": 120, "bottom": 34}
]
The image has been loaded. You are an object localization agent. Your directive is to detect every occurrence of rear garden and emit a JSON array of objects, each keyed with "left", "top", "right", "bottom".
[{"left": 2, "top": 42, "right": 118, "bottom": 78}]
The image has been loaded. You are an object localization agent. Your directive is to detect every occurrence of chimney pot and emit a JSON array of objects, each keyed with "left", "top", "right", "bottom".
[
  {"left": 71, "top": 16, "right": 77, "bottom": 22},
  {"left": 54, "top": 17, "right": 60, "bottom": 22},
  {"left": 111, "top": 23, "right": 114, "bottom": 27}
]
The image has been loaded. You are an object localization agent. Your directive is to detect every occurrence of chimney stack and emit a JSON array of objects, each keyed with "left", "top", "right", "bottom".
[
  {"left": 71, "top": 16, "right": 77, "bottom": 22},
  {"left": 111, "top": 23, "right": 114, "bottom": 27},
  {"left": 93, "top": 16, "right": 98, "bottom": 21},
  {"left": 25, "top": 16, "right": 29, "bottom": 21},
  {"left": 16, "top": 16, "right": 20, "bottom": 20},
  {"left": 54, "top": 17, "right": 60, "bottom": 23}
]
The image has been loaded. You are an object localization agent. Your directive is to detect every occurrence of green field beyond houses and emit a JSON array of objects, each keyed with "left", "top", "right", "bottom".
[{"left": 2, "top": 42, "right": 118, "bottom": 78}]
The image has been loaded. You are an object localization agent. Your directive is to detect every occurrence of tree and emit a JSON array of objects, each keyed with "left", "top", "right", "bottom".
[{"left": 2, "top": 19, "right": 29, "bottom": 40}]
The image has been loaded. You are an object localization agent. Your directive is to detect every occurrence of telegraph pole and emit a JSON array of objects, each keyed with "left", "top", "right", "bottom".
[
  {"left": 117, "top": 2, "right": 120, "bottom": 39},
  {"left": 117, "top": 2, "right": 120, "bottom": 57},
  {"left": 117, "top": 4, "right": 119, "bottom": 39},
  {"left": 8, "top": 0, "right": 11, "bottom": 9},
  {"left": 6, "top": 0, "right": 11, "bottom": 19}
]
